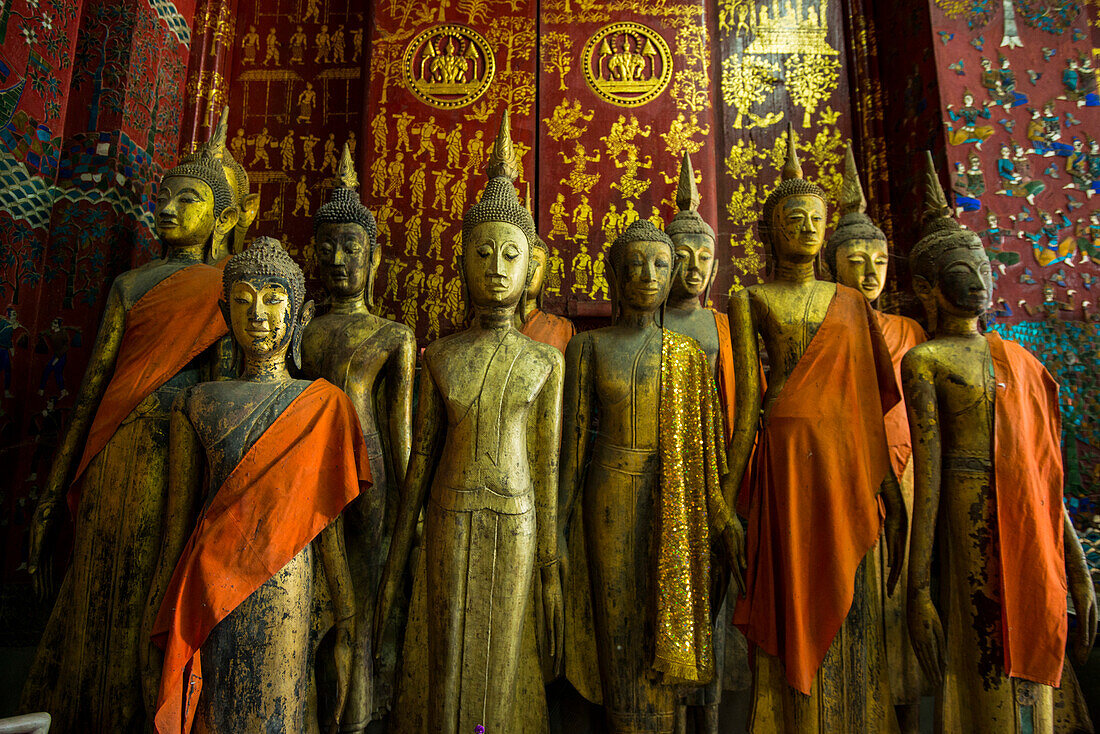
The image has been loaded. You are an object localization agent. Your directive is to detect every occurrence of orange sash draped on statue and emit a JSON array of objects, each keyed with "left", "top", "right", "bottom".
[
  {"left": 521, "top": 308, "right": 575, "bottom": 355},
  {"left": 734, "top": 286, "right": 899, "bottom": 694},
  {"left": 151, "top": 379, "right": 370, "bottom": 734},
  {"left": 988, "top": 332, "right": 1067, "bottom": 687},
  {"left": 874, "top": 311, "right": 927, "bottom": 480},
  {"left": 69, "top": 262, "right": 228, "bottom": 513},
  {"left": 711, "top": 309, "right": 736, "bottom": 445}
]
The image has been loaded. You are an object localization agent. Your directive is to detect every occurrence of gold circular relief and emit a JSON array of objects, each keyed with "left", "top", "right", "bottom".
[
  {"left": 582, "top": 22, "right": 672, "bottom": 108},
  {"left": 403, "top": 24, "right": 495, "bottom": 109}
]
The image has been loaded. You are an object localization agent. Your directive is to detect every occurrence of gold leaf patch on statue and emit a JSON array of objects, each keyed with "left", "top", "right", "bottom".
[
  {"left": 403, "top": 24, "right": 495, "bottom": 109},
  {"left": 582, "top": 22, "right": 672, "bottom": 108}
]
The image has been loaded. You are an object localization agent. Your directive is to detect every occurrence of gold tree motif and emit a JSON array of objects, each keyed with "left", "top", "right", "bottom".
[
  {"left": 721, "top": 56, "right": 779, "bottom": 128},
  {"left": 783, "top": 53, "right": 841, "bottom": 128},
  {"left": 372, "top": 41, "right": 405, "bottom": 105},
  {"left": 540, "top": 32, "right": 574, "bottom": 91},
  {"left": 671, "top": 69, "right": 709, "bottom": 112},
  {"left": 486, "top": 17, "right": 536, "bottom": 73}
]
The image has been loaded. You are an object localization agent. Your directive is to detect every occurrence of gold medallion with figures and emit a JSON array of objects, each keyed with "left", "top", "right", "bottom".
[
  {"left": 403, "top": 24, "right": 496, "bottom": 109},
  {"left": 582, "top": 22, "right": 672, "bottom": 107}
]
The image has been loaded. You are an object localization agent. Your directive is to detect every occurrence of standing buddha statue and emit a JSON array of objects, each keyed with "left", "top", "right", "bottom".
[
  {"left": 375, "top": 111, "right": 564, "bottom": 734},
  {"left": 902, "top": 153, "right": 1096, "bottom": 733},
  {"left": 147, "top": 237, "right": 368, "bottom": 734},
  {"left": 516, "top": 234, "right": 575, "bottom": 354},
  {"left": 726, "top": 126, "right": 906, "bottom": 732},
  {"left": 301, "top": 144, "right": 416, "bottom": 731},
  {"left": 823, "top": 145, "right": 927, "bottom": 734},
  {"left": 559, "top": 216, "right": 741, "bottom": 734},
  {"left": 196, "top": 108, "right": 261, "bottom": 262},
  {"left": 21, "top": 118, "right": 240, "bottom": 733},
  {"left": 662, "top": 151, "right": 749, "bottom": 733}
]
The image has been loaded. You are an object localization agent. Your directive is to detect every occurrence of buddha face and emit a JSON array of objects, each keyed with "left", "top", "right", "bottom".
[
  {"left": 317, "top": 222, "right": 371, "bottom": 298},
  {"left": 525, "top": 245, "right": 547, "bottom": 301},
  {"left": 465, "top": 221, "right": 529, "bottom": 308},
  {"left": 670, "top": 232, "right": 715, "bottom": 300},
  {"left": 834, "top": 238, "right": 888, "bottom": 302},
  {"left": 617, "top": 239, "right": 672, "bottom": 312},
  {"left": 933, "top": 245, "right": 993, "bottom": 317},
  {"left": 156, "top": 175, "right": 216, "bottom": 249},
  {"left": 229, "top": 277, "right": 296, "bottom": 360},
  {"left": 771, "top": 194, "right": 826, "bottom": 263}
]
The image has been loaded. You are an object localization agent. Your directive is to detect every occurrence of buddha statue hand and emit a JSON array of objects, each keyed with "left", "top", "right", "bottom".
[
  {"left": 881, "top": 472, "right": 907, "bottom": 596},
  {"left": 540, "top": 559, "right": 565, "bottom": 663},
  {"left": 720, "top": 516, "right": 746, "bottom": 596},
  {"left": 907, "top": 590, "right": 945, "bottom": 686},
  {"left": 1067, "top": 543, "right": 1098, "bottom": 666},
  {"left": 26, "top": 495, "right": 62, "bottom": 599},
  {"left": 329, "top": 617, "right": 354, "bottom": 734}
]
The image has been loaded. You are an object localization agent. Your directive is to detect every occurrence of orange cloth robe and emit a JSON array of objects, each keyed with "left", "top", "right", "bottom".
[
  {"left": 734, "top": 286, "right": 899, "bottom": 694},
  {"left": 69, "top": 261, "right": 228, "bottom": 513},
  {"left": 152, "top": 379, "right": 370, "bottom": 734},
  {"left": 988, "top": 332, "right": 1067, "bottom": 686},
  {"left": 874, "top": 312, "right": 927, "bottom": 480},
  {"left": 520, "top": 307, "right": 575, "bottom": 355},
  {"left": 712, "top": 309, "right": 736, "bottom": 445}
]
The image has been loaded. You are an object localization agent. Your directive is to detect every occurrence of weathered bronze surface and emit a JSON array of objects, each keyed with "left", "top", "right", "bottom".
[
  {"left": 20, "top": 124, "right": 239, "bottom": 732},
  {"left": 725, "top": 128, "right": 904, "bottom": 731},
  {"left": 301, "top": 145, "right": 416, "bottom": 731},
  {"left": 824, "top": 145, "right": 925, "bottom": 734},
  {"left": 144, "top": 237, "right": 355, "bottom": 733},
  {"left": 376, "top": 112, "right": 563, "bottom": 734},
  {"left": 902, "top": 154, "right": 1096, "bottom": 733}
]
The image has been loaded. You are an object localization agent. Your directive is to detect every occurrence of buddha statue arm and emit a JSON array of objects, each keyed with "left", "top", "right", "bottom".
[
  {"left": 385, "top": 331, "right": 417, "bottom": 487},
  {"left": 1064, "top": 507, "right": 1098, "bottom": 665},
  {"left": 901, "top": 350, "right": 946, "bottom": 687},
  {"left": 880, "top": 467, "right": 907, "bottom": 596},
  {"left": 374, "top": 359, "right": 443, "bottom": 651},
  {"left": 529, "top": 350, "right": 565, "bottom": 661},
  {"left": 141, "top": 395, "right": 205, "bottom": 719},
  {"left": 27, "top": 283, "right": 127, "bottom": 597},
  {"left": 558, "top": 334, "right": 593, "bottom": 544},
  {"left": 317, "top": 516, "right": 356, "bottom": 725},
  {"left": 723, "top": 289, "right": 761, "bottom": 507}
]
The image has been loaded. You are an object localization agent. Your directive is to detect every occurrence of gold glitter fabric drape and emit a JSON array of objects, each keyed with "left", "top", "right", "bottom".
[{"left": 654, "top": 329, "right": 732, "bottom": 684}]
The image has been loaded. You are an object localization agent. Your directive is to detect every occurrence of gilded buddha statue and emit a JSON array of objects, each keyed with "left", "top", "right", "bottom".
[
  {"left": 661, "top": 152, "right": 748, "bottom": 733},
  {"left": 301, "top": 144, "right": 416, "bottom": 730},
  {"left": 516, "top": 185, "right": 575, "bottom": 354},
  {"left": 726, "top": 127, "right": 906, "bottom": 732},
  {"left": 21, "top": 119, "right": 240, "bottom": 733},
  {"left": 146, "top": 237, "right": 368, "bottom": 734},
  {"left": 199, "top": 108, "right": 261, "bottom": 262},
  {"left": 375, "top": 111, "right": 564, "bottom": 734},
  {"left": 902, "top": 153, "right": 1096, "bottom": 733},
  {"left": 823, "top": 145, "right": 927, "bottom": 734},
  {"left": 559, "top": 215, "right": 740, "bottom": 733}
]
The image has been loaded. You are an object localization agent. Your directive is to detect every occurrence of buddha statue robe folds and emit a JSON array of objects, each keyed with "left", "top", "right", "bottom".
[
  {"left": 560, "top": 218, "right": 740, "bottom": 734},
  {"left": 726, "top": 128, "right": 906, "bottom": 733},
  {"left": 823, "top": 145, "right": 927, "bottom": 734},
  {"left": 376, "top": 111, "right": 564, "bottom": 734},
  {"left": 902, "top": 154, "right": 1096, "bottom": 734},
  {"left": 21, "top": 120, "right": 240, "bottom": 733},
  {"left": 301, "top": 145, "right": 416, "bottom": 730},
  {"left": 148, "top": 238, "right": 367, "bottom": 734}
]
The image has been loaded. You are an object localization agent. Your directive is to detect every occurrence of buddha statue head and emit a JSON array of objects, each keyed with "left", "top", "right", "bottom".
[
  {"left": 609, "top": 219, "right": 674, "bottom": 323},
  {"left": 221, "top": 236, "right": 315, "bottom": 372},
  {"left": 159, "top": 108, "right": 240, "bottom": 259},
  {"left": 666, "top": 151, "right": 717, "bottom": 305},
  {"left": 909, "top": 152, "right": 992, "bottom": 333},
  {"left": 824, "top": 144, "right": 889, "bottom": 302},
  {"left": 184, "top": 108, "right": 261, "bottom": 260},
  {"left": 759, "top": 125, "right": 828, "bottom": 272},
  {"left": 461, "top": 110, "right": 538, "bottom": 317},
  {"left": 314, "top": 144, "right": 379, "bottom": 309}
]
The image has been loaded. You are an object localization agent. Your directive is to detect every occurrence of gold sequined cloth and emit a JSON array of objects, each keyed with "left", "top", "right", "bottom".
[{"left": 654, "top": 330, "right": 732, "bottom": 685}]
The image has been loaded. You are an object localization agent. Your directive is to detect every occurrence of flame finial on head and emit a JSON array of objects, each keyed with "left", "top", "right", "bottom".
[
  {"left": 675, "top": 151, "right": 700, "bottom": 213},
  {"left": 920, "top": 150, "right": 957, "bottom": 238},
  {"left": 781, "top": 122, "right": 803, "bottom": 181},
  {"left": 486, "top": 109, "right": 520, "bottom": 182},
  {"left": 336, "top": 143, "right": 358, "bottom": 191},
  {"left": 823, "top": 144, "right": 886, "bottom": 275},
  {"left": 839, "top": 144, "right": 867, "bottom": 217}
]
